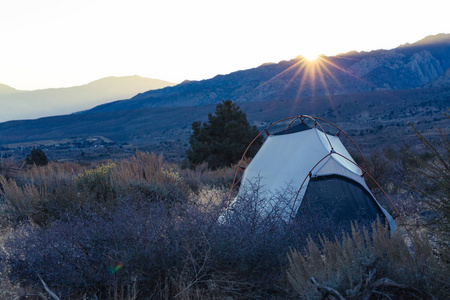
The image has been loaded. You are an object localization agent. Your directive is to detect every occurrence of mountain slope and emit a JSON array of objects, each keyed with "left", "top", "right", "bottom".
[
  {"left": 1, "top": 87, "right": 448, "bottom": 148},
  {"left": 85, "top": 34, "right": 450, "bottom": 114},
  {"left": 0, "top": 76, "right": 176, "bottom": 122},
  {"left": 0, "top": 34, "right": 449, "bottom": 162},
  {"left": 0, "top": 83, "right": 19, "bottom": 95}
]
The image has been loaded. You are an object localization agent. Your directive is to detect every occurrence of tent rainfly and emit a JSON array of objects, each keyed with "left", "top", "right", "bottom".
[{"left": 228, "top": 116, "right": 396, "bottom": 232}]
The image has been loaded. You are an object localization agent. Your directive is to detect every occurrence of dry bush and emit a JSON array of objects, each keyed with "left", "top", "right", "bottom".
[
  {"left": 190, "top": 185, "right": 229, "bottom": 212},
  {"left": 0, "top": 153, "right": 191, "bottom": 227},
  {"left": 3, "top": 199, "right": 246, "bottom": 299},
  {"left": 287, "top": 220, "right": 449, "bottom": 299},
  {"left": 22, "top": 161, "right": 83, "bottom": 181},
  {"left": 2, "top": 178, "right": 300, "bottom": 299},
  {"left": 113, "top": 151, "right": 166, "bottom": 184},
  {"left": 9, "top": 150, "right": 444, "bottom": 299},
  {"left": 181, "top": 158, "right": 251, "bottom": 191},
  {"left": 0, "top": 228, "right": 23, "bottom": 299},
  {"left": 0, "top": 266, "right": 23, "bottom": 299},
  {"left": 0, "top": 155, "right": 24, "bottom": 179},
  {"left": 112, "top": 151, "right": 189, "bottom": 204},
  {"left": 0, "top": 175, "right": 42, "bottom": 225},
  {"left": 362, "top": 146, "right": 428, "bottom": 218},
  {"left": 76, "top": 161, "right": 117, "bottom": 203},
  {"left": 0, "top": 162, "right": 81, "bottom": 226},
  {"left": 408, "top": 118, "right": 450, "bottom": 262}
]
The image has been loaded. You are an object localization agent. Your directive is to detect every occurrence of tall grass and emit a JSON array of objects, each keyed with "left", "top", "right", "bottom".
[
  {"left": 287, "top": 220, "right": 449, "bottom": 299},
  {"left": 0, "top": 150, "right": 449, "bottom": 299},
  {"left": 0, "top": 152, "right": 192, "bottom": 226}
]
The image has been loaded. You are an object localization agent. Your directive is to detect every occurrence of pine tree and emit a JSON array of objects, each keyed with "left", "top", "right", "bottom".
[
  {"left": 186, "top": 100, "right": 263, "bottom": 169},
  {"left": 26, "top": 148, "right": 49, "bottom": 166}
]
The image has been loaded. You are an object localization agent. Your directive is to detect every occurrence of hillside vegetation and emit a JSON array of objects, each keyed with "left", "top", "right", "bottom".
[{"left": 0, "top": 125, "right": 449, "bottom": 300}]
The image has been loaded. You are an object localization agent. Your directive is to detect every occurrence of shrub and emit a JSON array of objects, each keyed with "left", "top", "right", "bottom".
[
  {"left": 0, "top": 228, "right": 22, "bottom": 299},
  {"left": 112, "top": 152, "right": 189, "bottom": 204},
  {"left": 6, "top": 148, "right": 448, "bottom": 299},
  {"left": 408, "top": 113, "right": 450, "bottom": 262},
  {"left": 4, "top": 201, "right": 181, "bottom": 298},
  {"left": 0, "top": 162, "right": 81, "bottom": 226},
  {"left": 2, "top": 180, "right": 303, "bottom": 298},
  {"left": 0, "top": 155, "right": 22, "bottom": 179},
  {"left": 181, "top": 162, "right": 234, "bottom": 191},
  {"left": 0, "top": 175, "right": 41, "bottom": 225},
  {"left": 287, "top": 221, "right": 449, "bottom": 299},
  {"left": 76, "top": 161, "right": 116, "bottom": 202},
  {"left": 0, "top": 153, "right": 190, "bottom": 227}
]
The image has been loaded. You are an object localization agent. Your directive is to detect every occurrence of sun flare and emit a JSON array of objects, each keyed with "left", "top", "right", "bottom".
[{"left": 302, "top": 53, "right": 320, "bottom": 62}]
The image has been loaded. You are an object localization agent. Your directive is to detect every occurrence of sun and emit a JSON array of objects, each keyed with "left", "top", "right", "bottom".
[{"left": 302, "top": 52, "right": 320, "bottom": 62}]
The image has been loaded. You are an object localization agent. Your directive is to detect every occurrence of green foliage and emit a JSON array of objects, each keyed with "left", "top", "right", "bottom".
[
  {"left": 76, "top": 161, "right": 116, "bottom": 202},
  {"left": 25, "top": 148, "right": 48, "bottom": 166},
  {"left": 185, "top": 100, "right": 263, "bottom": 170}
]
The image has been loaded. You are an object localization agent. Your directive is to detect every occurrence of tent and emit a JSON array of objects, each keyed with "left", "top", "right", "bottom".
[{"left": 227, "top": 116, "right": 396, "bottom": 232}]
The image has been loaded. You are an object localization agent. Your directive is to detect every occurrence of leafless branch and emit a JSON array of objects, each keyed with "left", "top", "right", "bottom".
[
  {"left": 310, "top": 277, "right": 346, "bottom": 300},
  {"left": 37, "top": 274, "right": 60, "bottom": 300}
]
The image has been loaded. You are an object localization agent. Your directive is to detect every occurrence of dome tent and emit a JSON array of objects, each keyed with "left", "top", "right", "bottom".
[{"left": 227, "top": 116, "right": 397, "bottom": 232}]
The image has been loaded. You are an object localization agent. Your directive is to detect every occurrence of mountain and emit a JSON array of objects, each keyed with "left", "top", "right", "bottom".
[
  {"left": 426, "top": 68, "right": 450, "bottom": 87},
  {"left": 0, "top": 83, "right": 19, "bottom": 95},
  {"left": 84, "top": 34, "right": 450, "bottom": 114},
  {"left": 0, "top": 87, "right": 448, "bottom": 162},
  {"left": 398, "top": 33, "right": 450, "bottom": 48},
  {"left": 0, "top": 76, "right": 176, "bottom": 122},
  {"left": 0, "top": 34, "right": 449, "bottom": 162}
]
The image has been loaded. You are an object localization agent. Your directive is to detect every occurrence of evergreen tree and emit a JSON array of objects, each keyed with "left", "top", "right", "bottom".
[
  {"left": 186, "top": 100, "right": 263, "bottom": 169},
  {"left": 26, "top": 148, "right": 49, "bottom": 166}
]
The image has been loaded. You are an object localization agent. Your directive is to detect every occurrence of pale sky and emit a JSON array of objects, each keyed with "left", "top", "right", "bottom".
[{"left": 1, "top": 0, "right": 449, "bottom": 90}]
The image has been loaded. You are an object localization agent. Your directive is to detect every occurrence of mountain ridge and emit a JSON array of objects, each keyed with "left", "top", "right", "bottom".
[
  {"left": 0, "top": 76, "right": 176, "bottom": 122},
  {"left": 0, "top": 83, "right": 19, "bottom": 95},
  {"left": 0, "top": 87, "right": 448, "bottom": 162},
  {"left": 83, "top": 34, "right": 450, "bottom": 114},
  {"left": 0, "top": 34, "right": 449, "bottom": 162}
]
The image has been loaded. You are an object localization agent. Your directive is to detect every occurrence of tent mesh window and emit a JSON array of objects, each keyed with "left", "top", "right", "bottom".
[{"left": 295, "top": 175, "right": 387, "bottom": 234}]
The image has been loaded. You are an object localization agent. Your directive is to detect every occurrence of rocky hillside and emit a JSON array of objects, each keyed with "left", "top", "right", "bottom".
[
  {"left": 1, "top": 86, "right": 448, "bottom": 162},
  {"left": 0, "top": 34, "right": 448, "bottom": 162},
  {"left": 426, "top": 68, "right": 450, "bottom": 87},
  {"left": 85, "top": 34, "right": 450, "bottom": 114}
]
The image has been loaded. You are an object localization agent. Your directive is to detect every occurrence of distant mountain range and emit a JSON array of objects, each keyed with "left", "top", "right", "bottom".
[
  {"left": 0, "top": 34, "right": 449, "bottom": 160},
  {"left": 84, "top": 34, "right": 450, "bottom": 114},
  {"left": 0, "top": 76, "right": 176, "bottom": 122}
]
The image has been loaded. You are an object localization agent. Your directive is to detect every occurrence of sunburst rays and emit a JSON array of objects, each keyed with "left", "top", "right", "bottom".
[{"left": 247, "top": 54, "right": 371, "bottom": 121}]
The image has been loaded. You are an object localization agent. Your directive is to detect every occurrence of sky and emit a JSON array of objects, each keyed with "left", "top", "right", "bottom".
[{"left": 1, "top": 0, "right": 449, "bottom": 91}]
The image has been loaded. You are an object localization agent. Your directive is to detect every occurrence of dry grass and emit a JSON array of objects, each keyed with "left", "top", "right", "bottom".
[
  {"left": 287, "top": 220, "right": 449, "bottom": 299},
  {"left": 181, "top": 158, "right": 251, "bottom": 191},
  {"left": 0, "top": 175, "right": 42, "bottom": 224},
  {"left": 0, "top": 152, "right": 191, "bottom": 226},
  {"left": 113, "top": 152, "right": 167, "bottom": 185},
  {"left": 0, "top": 162, "right": 80, "bottom": 226},
  {"left": 190, "top": 185, "right": 229, "bottom": 212},
  {"left": 1, "top": 150, "right": 449, "bottom": 299}
]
